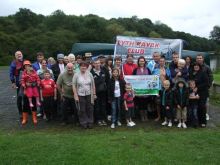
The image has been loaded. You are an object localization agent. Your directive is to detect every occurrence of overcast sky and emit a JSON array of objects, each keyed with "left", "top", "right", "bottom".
[{"left": 1, "top": 0, "right": 220, "bottom": 38}]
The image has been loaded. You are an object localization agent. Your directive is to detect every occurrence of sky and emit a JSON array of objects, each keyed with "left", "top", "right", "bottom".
[{"left": 0, "top": 0, "right": 220, "bottom": 38}]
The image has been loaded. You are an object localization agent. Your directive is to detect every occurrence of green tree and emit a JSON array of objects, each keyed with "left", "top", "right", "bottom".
[{"left": 210, "top": 25, "right": 220, "bottom": 43}]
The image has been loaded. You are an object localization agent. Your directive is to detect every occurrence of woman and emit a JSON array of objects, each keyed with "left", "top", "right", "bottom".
[
  {"left": 104, "top": 56, "right": 113, "bottom": 78},
  {"left": 37, "top": 59, "right": 54, "bottom": 80},
  {"left": 190, "top": 63, "right": 209, "bottom": 127},
  {"left": 185, "top": 56, "right": 194, "bottom": 81},
  {"left": 132, "top": 56, "right": 151, "bottom": 121},
  {"left": 72, "top": 61, "right": 96, "bottom": 129},
  {"left": 114, "top": 56, "right": 123, "bottom": 80},
  {"left": 122, "top": 54, "right": 137, "bottom": 76}
]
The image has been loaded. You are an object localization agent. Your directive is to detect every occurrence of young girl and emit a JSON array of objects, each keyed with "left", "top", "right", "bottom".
[
  {"left": 21, "top": 60, "right": 41, "bottom": 108},
  {"left": 161, "top": 80, "right": 173, "bottom": 127},
  {"left": 40, "top": 70, "right": 57, "bottom": 121},
  {"left": 124, "top": 83, "right": 136, "bottom": 127},
  {"left": 188, "top": 80, "right": 200, "bottom": 127},
  {"left": 108, "top": 68, "right": 125, "bottom": 129}
]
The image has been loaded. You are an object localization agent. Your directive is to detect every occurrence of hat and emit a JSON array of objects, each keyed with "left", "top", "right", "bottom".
[
  {"left": 57, "top": 53, "right": 64, "bottom": 60},
  {"left": 85, "top": 52, "right": 92, "bottom": 57},
  {"left": 23, "top": 60, "right": 31, "bottom": 66},
  {"left": 175, "top": 78, "right": 187, "bottom": 88}
]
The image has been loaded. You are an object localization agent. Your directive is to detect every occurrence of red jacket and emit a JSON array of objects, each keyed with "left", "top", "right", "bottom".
[
  {"left": 21, "top": 69, "right": 40, "bottom": 87},
  {"left": 122, "top": 63, "right": 137, "bottom": 76}
]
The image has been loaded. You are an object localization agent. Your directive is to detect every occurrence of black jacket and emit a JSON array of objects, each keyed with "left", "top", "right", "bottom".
[
  {"left": 174, "top": 82, "right": 189, "bottom": 108},
  {"left": 108, "top": 78, "right": 126, "bottom": 102},
  {"left": 51, "top": 63, "right": 66, "bottom": 82},
  {"left": 91, "top": 68, "right": 110, "bottom": 94}
]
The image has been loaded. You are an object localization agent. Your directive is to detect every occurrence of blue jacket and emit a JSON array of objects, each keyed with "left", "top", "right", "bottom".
[
  {"left": 9, "top": 60, "right": 23, "bottom": 87},
  {"left": 32, "top": 61, "right": 51, "bottom": 71}
]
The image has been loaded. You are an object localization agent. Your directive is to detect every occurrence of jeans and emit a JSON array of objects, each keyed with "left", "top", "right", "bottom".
[
  {"left": 188, "top": 104, "right": 198, "bottom": 126},
  {"left": 111, "top": 97, "right": 121, "bottom": 124}
]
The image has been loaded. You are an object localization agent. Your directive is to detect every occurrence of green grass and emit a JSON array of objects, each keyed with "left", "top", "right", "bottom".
[
  {"left": 214, "top": 73, "right": 220, "bottom": 84},
  {"left": 0, "top": 126, "right": 219, "bottom": 165}
]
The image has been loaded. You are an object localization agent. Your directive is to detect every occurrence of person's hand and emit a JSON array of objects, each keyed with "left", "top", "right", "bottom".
[
  {"left": 74, "top": 95, "right": 79, "bottom": 102},
  {"left": 177, "top": 105, "right": 181, "bottom": 109},
  {"left": 125, "top": 108, "right": 128, "bottom": 111},
  {"left": 12, "top": 83, "right": 17, "bottom": 89},
  {"left": 41, "top": 97, "right": 44, "bottom": 102},
  {"left": 177, "top": 72, "right": 182, "bottom": 76},
  {"left": 166, "top": 106, "right": 170, "bottom": 110},
  {"left": 54, "top": 96, "right": 57, "bottom": 100},
  {"left": 94, "top": 94, "right": 97, "bottom": 100}
]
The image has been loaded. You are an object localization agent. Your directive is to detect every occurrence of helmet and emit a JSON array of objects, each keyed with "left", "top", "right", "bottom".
[{"left": 23, "top": 60, "right": 31, "bottom": 66}]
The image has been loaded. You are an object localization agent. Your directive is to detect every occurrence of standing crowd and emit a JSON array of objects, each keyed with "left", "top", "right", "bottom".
[{"left": 9, "top": 50, "right": 213, "bottom": 129}]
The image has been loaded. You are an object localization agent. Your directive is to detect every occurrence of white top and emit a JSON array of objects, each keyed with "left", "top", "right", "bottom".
[
  {"left": 114, "top": 80, "right": 121, "bottom": 97},
  {"left": 59, "top": 64, "right": 65, "bottom": 73}
]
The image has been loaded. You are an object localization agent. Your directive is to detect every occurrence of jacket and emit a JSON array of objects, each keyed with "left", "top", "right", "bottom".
[
  {"left": 160, "top": 88, "right": 173, "bottom": 108},
  {"left": 174, "top": 80, "right": 189, "bottom": 108},
  {"left": 9, "top": 60, "right": 23, "bottom": 86},
  {"left": 21, "top": 69, "right": 40, "bottom": 87}
]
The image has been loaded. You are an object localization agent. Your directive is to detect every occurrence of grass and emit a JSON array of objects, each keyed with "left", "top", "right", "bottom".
[
  {"left": 0, "top": 126, "right": 220, "bottom": 165},
  {"left": 213, "top": 69, "right": 220, "bottom": 84}
]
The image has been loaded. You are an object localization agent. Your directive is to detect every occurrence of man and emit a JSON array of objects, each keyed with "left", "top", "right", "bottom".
[
  {"left": 91, "top": 59, "right": 110, "bottom": 125},
  {"left": 51, "top": 53, "right": 66, "bottom": 82},
  {"left": 57, "top": 63, "right": 77, "bottom": 125},
  {"left": 169, "top": 52, "right": 179, "bottom": 84},
  {"left": 122, "top": 54, "right": 137, "bottom": 76},
  {"left": 32, "top": 52, "right": 45, "bottom": 71},
  {"left": 9, "top": 51, "right": 24, "bottom": 118},
  {"left": 196, "top": 54, "right": 213, "bottom": 121}
]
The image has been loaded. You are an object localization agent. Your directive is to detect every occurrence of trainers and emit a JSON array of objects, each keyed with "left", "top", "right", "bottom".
[
  {"left": 177, "top": 122, "right": 182, "bottom": 128},
  {"left": 111, "top": 123, "right": 115, "bottom": 129},
  {"left": 168, "top": 121, "right": 172, "bottom": 127},
  {"left": 130, "top": 121, "right": 136, "bottom": 126},
  {"left": 127, "top": 122, "right": 133, "bottom": 127},
  {"left": 37, "top": 113, "right": 42, "bottom": 117},
  {"left": 161, "top": 121, "right": 168, "bottom": 126},
  {"left": 182, "top": 122, "right": 187, "bottom": 128},
  {"left": 117, "top": 121, "right": 122, "bottom": 126},
  {"left": 98, "top": 121, "right": 102, "bottom": 126}
]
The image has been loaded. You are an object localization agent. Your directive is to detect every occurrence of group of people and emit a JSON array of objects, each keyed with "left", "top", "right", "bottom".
[{"left": 9, "top": 50, "right": 213, "bottom": 129}]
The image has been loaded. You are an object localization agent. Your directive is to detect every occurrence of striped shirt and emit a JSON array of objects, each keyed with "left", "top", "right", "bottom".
[{"left": 124, "top": 92, "right": 134, "bottom": 108}]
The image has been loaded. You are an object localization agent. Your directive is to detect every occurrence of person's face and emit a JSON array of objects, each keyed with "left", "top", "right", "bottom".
[
  {"left": 186, "top": 57, "right": 191, "bottom": 64},
  {"left": 172, "top": 54, "right": 179, "bottom": 63},
  {"left": 94, "top": 60, "right": 101, "bottom": 69},
  {"left": 80, "top": 65, "right": 87, "bottom": 72},
  {"left": 64, "top": 58, "right": 69, "bottom": 64},
  {"left": 126, "top": 86, "right": 132, "bottom": 92},
  {"left": 77, "top": 58, "right": 82, "bottom": 64},
  {"left": 127, "top": 56, "right": 133, "bottom": 64},
  {"left": 69, "top": 57, "right": 75, "bottom": 64},
  {"left": 189, "top": 81, "right": 196, "bottom": 89},
  {"left": 178, "top": 62, "right": 185, "bottom": 69},
  {"left": 178, "top": 82, "right": 184, "bottom": 88},
  {"left": 58, "top": 58, "right": 64, "bottom": 64},
  {"left": 139, "top": 59, "right": 145, "bottom": 67},
  {"left": 115, "top": 59, "right": 121, "bottom": 66},
  {"left": 41, "top": 60, "right": 47, "bottom": 68},
  {"left": 163, "top": 82, "right": 170, "bottom": 90},
  {"left": 99, "top": 58, "right": 105, "bottom": 65},
  {"left": 37, "top": 55, "right": 44, "bottom": 62},
  {"left": 194, "top": 65, "right": 200, "bottom": 71},
  {"left": 159, "top": 58, "right": 165, "bottom": 67},
  {"left": 67, "top": 66, "right": 73, "bottom": 74},
  {"left": 44, "top": 73, "right": 51, "bottom": 79},
  {"left": 15, "top": 51, "right": 23, "bottom": 61},
  {"left": 153, "top": 53, "right": 160, "bottom": 62},
  {"left": 107, "top": 60, "right": 112, "bottom": 66},
  {"left": 196, "top": 56, "right": 204, "bottom": 65},
  {"left": 112, "top": 69, "right": 119, "bottom": 78},
  {"left": 25, "top": 65, "right": 31, "bottom": 71}
]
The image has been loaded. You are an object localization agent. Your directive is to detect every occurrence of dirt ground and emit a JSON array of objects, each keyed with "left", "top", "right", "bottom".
[{"left": 0, "top": 67, "right": 219, "bottom": 131}]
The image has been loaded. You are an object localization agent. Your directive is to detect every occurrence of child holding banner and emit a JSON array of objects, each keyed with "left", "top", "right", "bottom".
[{"left": 124, "top": 84, "right": 136, "bottom": 127}]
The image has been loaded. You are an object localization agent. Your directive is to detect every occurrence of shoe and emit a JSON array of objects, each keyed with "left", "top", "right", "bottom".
[
  {"left": 201, "top": 124, "right": 206, "bottom": 128},
  {"left": 206, "top": 114, "right": 210, "bottom": 121},
  {"left": 130, "top": 121, "right": 136, "bottom": 126},
  {"left": 111, "top": 123, "right": 115, "bottom": 129},
  {"left": 177, "top": 122, "right": 181, "bottom": 128},
  {"left": 29, "top": 103, "right": 34, "bottom": 107},
  {"left": 161, "top": 121, "right": 168, "bottom": 126},
  {"left": 168, "top": 122, "right": 172, "bottom": 127},
  {"left": 32, "top": 111, "right": 38, "bottom": 125},
  {"left": 37, "top": 113, "right": 42, "bottom": 117},
  {"left": 102, "top": 121, "right": 107, "bottom": 126},
  {"left": 127, "top": 122, "right": 133, "bottom": 127},
  {"left": 182, "top": 122, "right": 187, "bottom": 128},
  {"left": 117, "top": 121, "right": 122, "bottom": 126}
]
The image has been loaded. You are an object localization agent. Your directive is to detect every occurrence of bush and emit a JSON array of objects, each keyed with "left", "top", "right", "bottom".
[{"left": 0, "top": 55, "right": 13, "bottom": 66}]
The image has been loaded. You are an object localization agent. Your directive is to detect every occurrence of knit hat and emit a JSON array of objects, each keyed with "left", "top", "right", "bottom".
[{"left": 57, "top": 53, "right": 64, "bottom": 60}]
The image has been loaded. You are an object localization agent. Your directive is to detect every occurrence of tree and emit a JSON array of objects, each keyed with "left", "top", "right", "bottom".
[
  {"left": 148, "top": 31, "right": 161, "bottom": 38},
  {"left": 210, "top": 25, "right": 220, "bottom": 43}
]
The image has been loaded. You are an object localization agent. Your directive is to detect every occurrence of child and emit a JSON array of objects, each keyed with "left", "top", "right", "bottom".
[
  {"left": 123, "top": 83, "right": 136, "bottom": 127},
  {"left": 21, "top": 60, "right": 41, "bottom": 108},
  {"left": 174, "top": 79, "right": 189, "bottom": 128},
  {"left": 173, "top": 59, "right": 188, "bottom": 84},
  {"left": 188, "top": 80, "right": 200, "bottom": 127},
  {"left": 108, "top": 68, "right": 125, "bottom": 129},
  {"left": 40, "top": 70, "right": 57, "bottom": 121},
  {"left": 160, "top": 80, "right": 173, "bottom": 127}
]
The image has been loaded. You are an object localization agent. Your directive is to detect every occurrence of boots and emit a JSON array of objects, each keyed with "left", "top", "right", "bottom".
[
  {"left": 21, "top": 112, "right": 28, "bottom": 125},
  {"left": 32, "top": 111, "right": 38, "bottom": 125}
]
